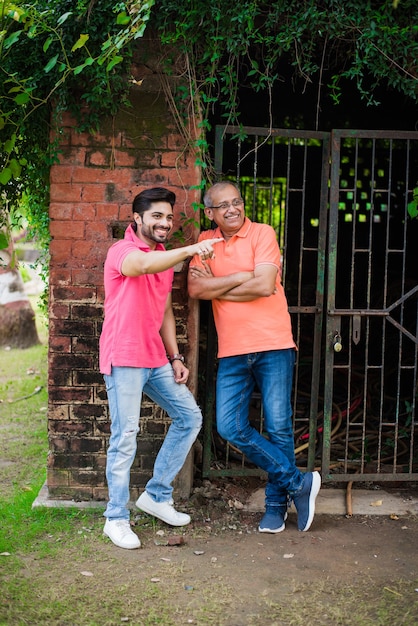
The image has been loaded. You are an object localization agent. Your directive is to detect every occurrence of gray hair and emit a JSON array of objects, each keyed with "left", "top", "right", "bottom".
[{"left": 203, "top": 181, "right": 241, "bottom": 208}]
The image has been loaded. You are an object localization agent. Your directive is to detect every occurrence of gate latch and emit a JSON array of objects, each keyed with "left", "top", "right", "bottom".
[{"left": 352, "top": 315, "right": 361, "bottom": 345}]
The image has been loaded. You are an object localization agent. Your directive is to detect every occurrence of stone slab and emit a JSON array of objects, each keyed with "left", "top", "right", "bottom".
[
  {"left": 33, "top": 482, "right": 418, "bottom": 517},
  {"left": 32, "top": 483, "right": 106, "bottom": 510},
  {"left": 245, "top": 487, "right": 418, "bottom": 516}
]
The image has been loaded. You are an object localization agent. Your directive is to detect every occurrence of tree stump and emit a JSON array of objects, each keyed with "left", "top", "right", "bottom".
[{"left": 0, "top": 269, "right": 40, "bottom": 348}]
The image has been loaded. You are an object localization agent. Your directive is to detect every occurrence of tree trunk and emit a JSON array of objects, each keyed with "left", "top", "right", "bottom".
[{"left": 0, "top": 235, "right": 40, "bottom": 349}]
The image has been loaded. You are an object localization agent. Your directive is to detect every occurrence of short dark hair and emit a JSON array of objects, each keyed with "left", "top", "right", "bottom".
[{"left": 132, "top": 187, "right": 176, "bottom": 217}]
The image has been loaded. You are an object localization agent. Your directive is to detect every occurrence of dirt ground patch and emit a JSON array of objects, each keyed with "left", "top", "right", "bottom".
[{"left": 16, "top": 478, "right": 418, "bottom": 625}]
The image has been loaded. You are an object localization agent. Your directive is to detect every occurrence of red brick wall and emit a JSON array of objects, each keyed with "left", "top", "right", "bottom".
[{"left": 47, "top": 82, "right": 201, "bottom": 501}]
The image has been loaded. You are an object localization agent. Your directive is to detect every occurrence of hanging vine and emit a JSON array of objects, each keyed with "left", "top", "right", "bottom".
[
  {"left": 1, "top": 0, "right": 418, "bottom": 265},
  {"left": 0, "top": 0, "right": 155, "bottom": 255},
  {"left": 153, "top": 0, "right": 418, "bottom": 199}
]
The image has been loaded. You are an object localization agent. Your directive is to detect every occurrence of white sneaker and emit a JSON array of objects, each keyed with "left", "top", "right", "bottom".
[
  {"left": 136, "top": 491, "right": 191, "bottom": 526},
  {"left": 103, "top": 519, "right": 141, "bottom": 549}
]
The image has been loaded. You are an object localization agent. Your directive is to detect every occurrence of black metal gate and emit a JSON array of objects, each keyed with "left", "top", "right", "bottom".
[
  {"left": 323, "top": 130, "right": 418, "bottom": 483},
  {"left": 201, "top": 125, "right": 418, "bottom": 484}
]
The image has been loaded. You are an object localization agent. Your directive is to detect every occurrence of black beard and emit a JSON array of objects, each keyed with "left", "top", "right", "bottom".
[{"left": 141, "top": 225, "right": 169, "bottom": 243}]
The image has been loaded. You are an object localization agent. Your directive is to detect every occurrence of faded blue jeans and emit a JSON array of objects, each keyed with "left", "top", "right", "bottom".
[
  {"left": 103, "top": 364, "right": 202, "bottom": 520},
  {"left": 216, "top": 349, "right": 303, "bottom": 509}
]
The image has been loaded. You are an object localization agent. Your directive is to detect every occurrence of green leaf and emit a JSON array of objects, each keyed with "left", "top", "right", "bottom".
[
  {"left": 407, "top": 200, "right": 418, "bottom": 220},
  {"left": 116, "top": 12, "right": 131, "bottom": 25},
  {"left": 43, "top": 36, "right": 53, "bottom": 53},
  {"left": 133, "top": 23, "right": 147, "bottom": 39},
  {"left": 4, "top": 30, "right": 22, "bottom": 49},
  {"left": 27, "top": 24, "right": 37, "bottom": 39},
  {"left": 7, "top": 7, "right": 25, "bottom": 22},
  {"left": 71, "top": 33, "right": 89, "bottom": 52},
  {"left": 0, "top": 117, "right": 4, "bottom": 130},
  {"left": 4, "top": 135, "right": 16, "bottom": 153},
  {"left": 0, "top": 168, "right": 12, "bottom": 185},
  {"left": 57, "top": 12, "right": 72, "bottom": 26},
  {"left": 101, "top": 38, "right": 112, "bottom": 51},
  {"left": 0, "top": 231, "right": 9, "bottom": 250},
  {"left": 106, "top": 56, "right": 123, "bottom": 72},
  {"left": 73, "top": 57, "right": 94, "bottom": 75},
  {"left": 44, "top": 54, "right": 59, "bottom": 73},
  {"left": 9, "top": 158, "right": 22, "bottom": 178},
  {"left": 14, "top": 92, "right": 30, "bottom": 105}
]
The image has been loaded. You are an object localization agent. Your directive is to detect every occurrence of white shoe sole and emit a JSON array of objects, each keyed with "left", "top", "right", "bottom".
[
  {"left": 103, "top": 528, "right": 141, "bottom": 550},
  {"left": 258, "top": 511, "right": 287, "bottom": 534},
  {"left": 136, "top": 493, "right": 191, "bottom": 527},
  {"left": 258, "top": 523, "right": 285, "bottom": 534},
  {"left": 299, "top": 471, "right": 321, "bottom": 532}
]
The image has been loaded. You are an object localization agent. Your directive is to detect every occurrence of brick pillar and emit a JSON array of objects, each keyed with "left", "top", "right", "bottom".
[{"left": 47, "top": 79, "right": 201, "bottom": 502}]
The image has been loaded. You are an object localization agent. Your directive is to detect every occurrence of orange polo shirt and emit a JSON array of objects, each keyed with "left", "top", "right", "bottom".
[{"left": 190, "top": 218, "right": 296, "bottom": 358}]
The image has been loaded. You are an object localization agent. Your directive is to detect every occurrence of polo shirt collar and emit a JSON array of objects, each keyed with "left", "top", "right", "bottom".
[{"left": 214, "top": 216, "right": 252, "bottom": 240}]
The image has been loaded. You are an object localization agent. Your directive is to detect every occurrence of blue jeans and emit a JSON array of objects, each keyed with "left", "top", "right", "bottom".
[
  {"left": 216, "top": 349, "right": 303, "bottom": 507},
  {"left": 103, "top": 364, "right": 202, "bottom": 520}
]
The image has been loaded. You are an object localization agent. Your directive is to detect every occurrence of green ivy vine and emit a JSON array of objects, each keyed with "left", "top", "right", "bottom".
[
  {"left": 0, "top": 0, "right": 154, "bottom": 263},
  {"left": 1, "top": 0, "right": 418, "bottom": 279}
]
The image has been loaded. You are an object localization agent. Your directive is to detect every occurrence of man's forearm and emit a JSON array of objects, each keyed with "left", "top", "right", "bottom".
[
  {"left": 159, "top": 302, "right": 179, "bottom": 356},
  {"left": 218, "top": 276, "right": 276, "bottom": 301},
  {"left": 188, "top": 271, "right": 253, "bottom": 300}
]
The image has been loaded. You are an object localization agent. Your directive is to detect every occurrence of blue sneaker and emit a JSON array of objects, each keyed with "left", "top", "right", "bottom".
[
  {"left": 258, "top": 506, "right": 288, "bottom": 533},
  {"left": 293, "top": 471, "right": 321, "bottom": 531}
]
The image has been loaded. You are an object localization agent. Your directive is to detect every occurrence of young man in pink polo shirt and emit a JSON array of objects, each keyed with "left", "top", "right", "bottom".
[
  {"left": 100, "top": 187, "right": 221, "bottom": 549},
  {"left": 188, "top": 181, "right": 321, "bottom": 534}
]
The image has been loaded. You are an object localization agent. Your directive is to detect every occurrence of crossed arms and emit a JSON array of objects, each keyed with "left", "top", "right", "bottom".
[{"left": 188, "top": 262, "right": 278, "bottom": 302}]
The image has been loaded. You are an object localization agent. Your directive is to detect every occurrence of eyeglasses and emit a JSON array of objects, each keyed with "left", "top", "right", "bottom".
[{"left": 207, "top": 198, "right": 244, "bottom": 210}]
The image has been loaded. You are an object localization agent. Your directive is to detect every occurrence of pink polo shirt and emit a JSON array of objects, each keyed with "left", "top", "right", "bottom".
[
  {"left": 190, "top": 218, "right": 296, "bottom": 358},
  {"left": 99, "top": 224, "right": 174, "bottom": 375}
]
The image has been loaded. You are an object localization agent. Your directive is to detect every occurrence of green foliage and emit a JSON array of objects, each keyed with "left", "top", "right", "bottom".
[
  {"left": 407, "top": 183, "right": 418, "bottom": 219},
  {"left": 1, "top": 0, "right": 418, "bottom": 274},
  {"left": 155, "top": 0, "right": 418, "bottom": 119},
  {"left": 0, "top": 0, "right": 155, "bottom": 271},
  {"left": 152, "top": 0, "right": 418, "bottom": 203}
]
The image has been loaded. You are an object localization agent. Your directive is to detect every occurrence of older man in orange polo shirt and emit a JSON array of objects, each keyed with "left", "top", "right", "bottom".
[{"left": 188, "top": 181, "right": 321, "bottom": 533}]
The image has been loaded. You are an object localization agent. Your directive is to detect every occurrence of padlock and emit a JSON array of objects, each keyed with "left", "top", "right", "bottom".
[{"left": 333, "top": 333, "right": 342, "bottom": 352}]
